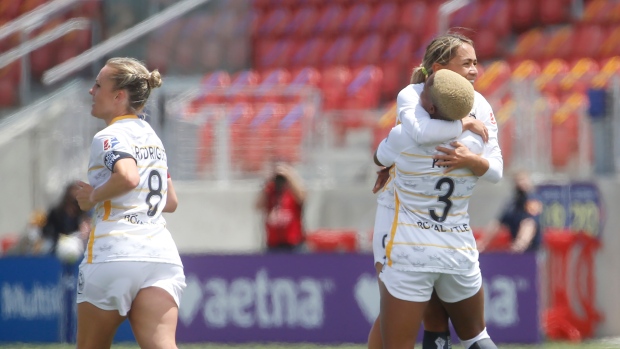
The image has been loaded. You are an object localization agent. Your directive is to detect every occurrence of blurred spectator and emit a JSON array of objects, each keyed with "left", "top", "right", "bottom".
[
  {"left": 41, "top": 181, "right": 91, "bottom": 254},
  {"left": 256, "top": 162, "right": 306, "bottom": 252},
  {"left": 478, "top": 171, "right": 542, "bottom": 253},
  {"left": 3, "top": 210, "right": 47, "bottom": 255}
]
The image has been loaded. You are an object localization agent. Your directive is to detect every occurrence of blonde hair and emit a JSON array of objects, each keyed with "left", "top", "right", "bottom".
[
  {"left": 428, "top": 69, "right": 474, "bottom": 121},
  {"left": 105, "top": 57, "right": 162, "bottom": 113},
  {"left": 410, "top": 33, "right": 474, "bottom": 84}
]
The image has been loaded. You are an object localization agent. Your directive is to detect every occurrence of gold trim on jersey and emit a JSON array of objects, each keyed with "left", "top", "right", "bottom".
[
  {"left": 392, "top": 241, "right": 476, "bottom": 250},
  {"left": 400, "top": 152, "right": 433, "bottom": 158},
  {"left": 137, "top": 165, "right": 168, "bottom": 170},
  {"left": 87, "top": 225, "right": 96, "bottom": 263},
  {"left": 386, "top": 191, "right": 400, "bottom": 267},
  {"left": 103, "top": 200, "right": 111, "bottom": 220},
  {"left": 88, "top": 165, "right": 105, "bottom": 172},
  {"left": 110, "top": 114, "right": 139, "bottom": 125},
  {"left": 396, "top": 168, "right": 475, "bottom": 178},
  {"left": 397, "top": 207, "right": 467, "bottom": 219},
  {"left": 396, "top": 186, "right": 472, "bottom": 200}
]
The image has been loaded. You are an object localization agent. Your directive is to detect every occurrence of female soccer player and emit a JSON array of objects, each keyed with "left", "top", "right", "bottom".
[
  {"left": 369, "top": 33, "right": 502, "bottom": 349},
  {"left": 376, "top": 69, "right": 499, "bottom": 349},
  {"left": 74, "top": 57, "right": 185, "bottom": 349}
]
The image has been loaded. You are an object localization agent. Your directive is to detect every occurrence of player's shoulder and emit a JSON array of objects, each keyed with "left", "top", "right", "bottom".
[
  {"left": 397, "top": 83, "right": 423, "bottom": 102},
  {"left": 473, "top": 91, "right": 492, "bottom": 109}
]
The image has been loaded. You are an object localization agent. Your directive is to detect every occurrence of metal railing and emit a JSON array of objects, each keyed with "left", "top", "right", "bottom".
[{"left": 42, "top": 0, "right": 212, "bottom": 86}]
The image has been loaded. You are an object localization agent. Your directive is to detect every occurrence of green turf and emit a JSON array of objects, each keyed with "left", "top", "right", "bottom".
[{"left": 0, "top": 341, "right": 619, "bottom": 349}]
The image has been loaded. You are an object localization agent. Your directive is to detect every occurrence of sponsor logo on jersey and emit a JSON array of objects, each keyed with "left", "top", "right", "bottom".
[
  {"left": 103, "top": 137, "right": 120, "bottom": 150},
  {"left": 490, "top": 112, "right": 496, "bottom": 124}
]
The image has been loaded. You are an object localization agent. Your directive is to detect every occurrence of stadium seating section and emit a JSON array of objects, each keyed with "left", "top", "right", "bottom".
[
  {"left": 0, "top": 0, "right": 100, "bottom": 106},
  {"left": 3, "top": 0, "right": 620, "bottom": 171}
]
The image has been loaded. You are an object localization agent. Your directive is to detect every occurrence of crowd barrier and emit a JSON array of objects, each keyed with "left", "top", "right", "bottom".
[{"left": 0, "top": 252, "right": 539, "bottom": 344}]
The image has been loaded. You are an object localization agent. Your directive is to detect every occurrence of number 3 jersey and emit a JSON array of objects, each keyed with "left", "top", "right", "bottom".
[
  {"left": 84, "top": 115, "right": 182, "bottom": 266},
  {"left": 376, "top": 124, "right": 484, "bottom": 274}
]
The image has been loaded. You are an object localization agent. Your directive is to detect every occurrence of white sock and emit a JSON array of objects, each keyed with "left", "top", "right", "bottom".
[{"left": 460, "top": 327, "right": 490, "bottom": 349}]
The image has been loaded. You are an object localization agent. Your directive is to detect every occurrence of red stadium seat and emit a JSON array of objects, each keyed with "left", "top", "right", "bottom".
[
  {"left": 343, "top": 65, "right": 383, "bottom": 110},
  {"left": 320, "top": 36, "right": 355, "bottom": 68},
  {"left": 350, "top": 34, "right": 383, "bottom": 69},
  {"left": 0, "top": 75, "right": 17, "bottom": 107},
  {"left": 559, "top": 58, "right": 600, "bottom": 95},
  {"left": 192, "top": 70, "right": 231, "bottom": 108},
  {"left": 320, "top": 65, "right": 352, "bottom": 110},
  {"left": 380, "top": 32, "right": 415, "bottom": 98},
  {"left": 274, "top": 103, "right": 308, "bottom": 163},
  {"left": 539, "top": 0, "right": 570, "bottom": 25},
  {"left": 339, "top": 3, "right": 372, "bottom": 35},
  {"left": 449, "top": 1, "right": 480, "bottom": 30},
  {"left": 288, "top": 38, "right": 327, "bottom": 69},
  {"left": 474, "top": 60, "right": 511, "bottom": 98},
  {"left": 510, "top": 28, "right": 546, "bottom": 62},
  {"left": 511, "top": 60, "right": 541, "bottom": 81},
  {"left": 284, "top": 6, "right": 319, "bottom": 38},
  {"left": 478, "top": 0, "right": 510, "bottom": 37},
  {"left": 289, "top": 67, "right": 321, "bottom": 87},
  {"left": 550, "top": 93, "right": 586, "bottom": 168},
  {"left": 225, "top": 70, "right": 260, "bottom": 104},
  {"left": 599, "top": 26, "right": 620, "bottom": 59},
  {"left": 255, "top": 39, "right": 295, "bottom": 71},
  {"left": 541, "top": 27, "right": 574, "bottom": 61},
  {"left": 473, "top": 28, "right": 498, "bottom": 60},
  {"left": 243, "top": 103, "right": 288, "bottom": 172},
  {"left": 571, "top": 25, "right": 605, "bottom": 60},
  {"left": 254, "top": 68, "right": 292, "bottom": 103},
  {"left": 399, "top": 1, "right": 427, "bottom": 36},
  {"left": 0, "top": 0, "right": 22, "bottom": 20},
  {"left": 582, "top": 0, "right": 615, "bottom": 24},
  {"left": 19, "top": 0, "right": 46, "bottom": 14},
  {"left": 535, "top": 59, "right": 571, "bottom": 98},
  {"left": 314, "top": 4, "right": 346, "bottom": 37},
  {"left": 256, "top": 8, "right": 291, "bottom": 38},
  {"left": 369, "top": 2, "right": 398, "bottom": 34},
  {"left": 510, "top": 0, "right": 537, "bottom": 31},
  {"left": 228, "top": 103, "right": 255, "bottom": 169}
]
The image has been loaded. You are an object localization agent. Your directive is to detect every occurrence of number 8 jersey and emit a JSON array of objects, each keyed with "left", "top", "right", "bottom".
[
  {"left": 376, "top": 124, "right": 485, "bottom": 275},
  {"left": 84, "top": 115, "right": 182, "bottom": 266}
]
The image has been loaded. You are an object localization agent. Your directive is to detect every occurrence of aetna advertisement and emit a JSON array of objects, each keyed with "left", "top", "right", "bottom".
[{"left": 177, "top": 253, "right": 540, "bottom": 344}]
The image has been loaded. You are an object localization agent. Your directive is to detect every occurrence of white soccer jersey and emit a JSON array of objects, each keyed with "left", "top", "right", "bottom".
[
  {"left": 376, "top": 124, "right": 484, "bottom": 274},
  {"left": 376, "top": 83, "right": 503, "bottom": 209},
  {"left": 83, "top": 115, "right": 182, "bottom": 266}
]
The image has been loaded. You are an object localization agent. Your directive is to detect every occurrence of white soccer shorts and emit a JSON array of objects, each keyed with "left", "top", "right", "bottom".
[
  {"left": 373, "top": 204, "right": 394, "bottom": 267},
  {"left": 380, "top": 264, "right": 482, "bottom": 303},
  {"left": 76, "top": 261, "right": 186, "bottom": 316}
]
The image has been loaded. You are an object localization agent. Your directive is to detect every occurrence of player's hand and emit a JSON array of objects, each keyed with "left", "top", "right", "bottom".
[
  {"left": 372, "top": 166, "right": 391, "bottom": 194},
  {"left": 462, "top": 117, "right": 488, "bottom": 143},
  {"left": 434, "top": 141, "right": 476, "bottom": 173},
  {"left": 75, "top": 180, "right": 96, "bottom": 211}
]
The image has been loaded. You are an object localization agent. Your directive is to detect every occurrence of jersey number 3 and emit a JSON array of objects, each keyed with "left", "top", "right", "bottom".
[
  {"left": 429, "top": 177, "right": 454, "bottom": 223},
  {"left": 146, "top": 170, "right": 163, "bottom": 216}
]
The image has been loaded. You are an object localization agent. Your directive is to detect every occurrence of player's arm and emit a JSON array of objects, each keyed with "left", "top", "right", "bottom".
[
  {"left": 475, "top": 100, "right": 503, "bottom": 183},
  {"left": 163, "top": 174, "right": 178, "bottom": 213},
  {"left": 277, "top": 163, "right": 306, "bottom": 204},
  {"left": 374, "top": 124, "right": 408, "bottom": 167},
  {"left": 90, "top": 158, "right": 140, "bottom": 203},
  {"left": 398, "top": 85, "right": 488, "bottom": 144},
  {"left": 510, "top": 217, "right": 537, "bottom": 253}
]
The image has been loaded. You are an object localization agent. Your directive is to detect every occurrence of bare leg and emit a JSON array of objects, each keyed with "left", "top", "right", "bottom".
[
  {"left": 76, "top": 302, "right": 126, "bottom": 349},
  {"left": 440, "top": 286, "right": 486, "bottom": 341},
  {"left": 422, "top": 290, "right": 452, "bottom": 348},
  {"left": 380, "top": 282, "right": 427, "bottom": 349},
  {"left": 128, "top": 287, "right": 179, "bottom": 349},
  {"left": 368, "top": 262, "right": 384, "bottom": 349}
]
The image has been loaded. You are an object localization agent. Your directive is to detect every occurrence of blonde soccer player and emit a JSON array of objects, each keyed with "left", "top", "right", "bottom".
[
  {"left": 74, "top": 57, "right": 185, "bottom": 349},
  {"left": 375, "top": 69, "right": 499, "bottom": 349},
  {"left": 369, "top": 33, "right": 502, "bottom": 349}
]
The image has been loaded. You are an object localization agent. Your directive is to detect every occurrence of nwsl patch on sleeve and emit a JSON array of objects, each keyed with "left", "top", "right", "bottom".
[
  {"left": 102, "top": 137, "right": 120, "bottom": 151},
  {"left": 104, "top": 151, "right": 134, "bottom": 171}
]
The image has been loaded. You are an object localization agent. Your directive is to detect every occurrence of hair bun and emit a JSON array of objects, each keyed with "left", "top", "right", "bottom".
[{"left": 148, "top": 70, "right": 162, "bottom": 89}]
